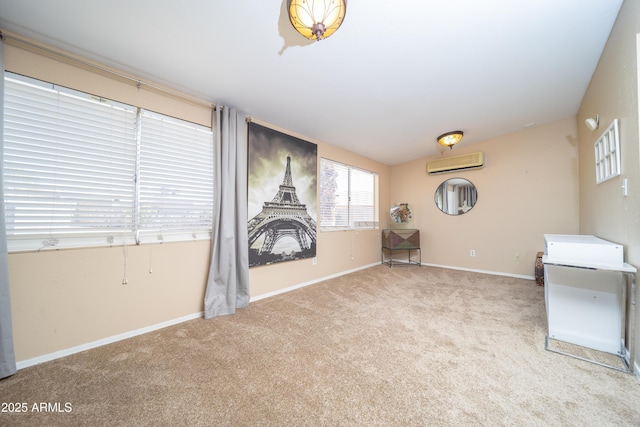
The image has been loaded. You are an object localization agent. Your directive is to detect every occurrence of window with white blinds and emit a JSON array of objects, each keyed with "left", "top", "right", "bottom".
[
  {"left": 319, "top": 158, "right": 378, "bottom": 231},
  {"left": 2, "top": 73, "right": 215, "bottom": 251},
  {"left": 137, "top": 110, "right": 214, "bottom": 243},
  {"left": 3, "top": 74, "right": 138, "bottom": 251}
]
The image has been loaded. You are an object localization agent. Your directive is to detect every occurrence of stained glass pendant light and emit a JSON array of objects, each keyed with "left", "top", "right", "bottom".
[
  {"left": 288, "top": 0, "right": 347, "bottom": 41},
  {"left": 437, "top": 131, "right": 464, "bottom": 149}
]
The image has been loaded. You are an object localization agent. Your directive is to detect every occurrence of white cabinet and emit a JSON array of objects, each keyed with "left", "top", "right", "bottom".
[
  {"left": 543, "top": 234, "right": 636, "bottom": 372},
  {"left": 544, "top": 234, "right": 623, "bottom": 268},
  {"left": 545, "top": 264, "right": 622, "bottom": 353}
]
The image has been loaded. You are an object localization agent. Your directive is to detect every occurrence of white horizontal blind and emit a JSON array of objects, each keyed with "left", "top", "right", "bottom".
[
  {"left": 319, "top": 158, "right": 377, "bottom": 230},
  {"left": 3, "top": 74, "right": 137, "bottom": 251},
  {"left": 320, "top": 158, "right": 349, "bottom": 228},
  {"left": 137, "top": 110, "right": 214, "bottom": 243},
  {"left": 350, "top": 166, "right": 377, "bottom": 228}
]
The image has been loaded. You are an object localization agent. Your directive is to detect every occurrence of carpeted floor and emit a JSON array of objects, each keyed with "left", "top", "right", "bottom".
[{"left": 1, "top": 265, "right": 639, "bottom": 426}]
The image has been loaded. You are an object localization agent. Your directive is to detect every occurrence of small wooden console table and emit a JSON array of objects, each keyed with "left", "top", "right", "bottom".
[{"left": 381, "top": 229, "right": 421, "bottom": 267}]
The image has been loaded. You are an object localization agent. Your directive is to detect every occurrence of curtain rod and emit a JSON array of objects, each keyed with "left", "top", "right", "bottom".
[{"left": 0, "top": 31, "right": 215, "bottom": 110}]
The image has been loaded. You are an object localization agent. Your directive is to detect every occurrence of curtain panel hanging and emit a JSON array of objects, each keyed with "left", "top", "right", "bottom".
[
  {"left": 204, "top": 106, "right": 250, "bottom": 318},
  {"left": 0, "top": 36, "right": 18, "bottom": 379}
]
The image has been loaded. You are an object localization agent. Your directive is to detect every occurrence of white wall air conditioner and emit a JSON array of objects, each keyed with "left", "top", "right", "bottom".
[{"left": 426, "top": 152, "right": 485, "bottom": 174}]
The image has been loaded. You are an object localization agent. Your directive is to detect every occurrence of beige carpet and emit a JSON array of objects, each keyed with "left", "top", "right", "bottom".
[{"left": 1, "top": 265, "right": 640, "bottom": 426}]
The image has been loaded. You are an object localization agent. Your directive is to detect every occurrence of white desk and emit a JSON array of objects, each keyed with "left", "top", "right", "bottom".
[{"left": 543, "top": 234, "right": 636, "bottom": 373}]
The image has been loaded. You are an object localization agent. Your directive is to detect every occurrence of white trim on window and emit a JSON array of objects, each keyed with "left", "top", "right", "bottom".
[
  {"left": 319, "top": 158, "right": 378, "bottom": 231},
  {"left": 594, "top": 118, "right": 621, "bottom": 184},
  {"left": 3, "top": 72, "right": 215, "bottom": 252},
  {"left": 4, "top": 73, "right": 138, "bottom": 251},
  {"left": 137, "top": 110, "right": 214, "bottom": 244}
]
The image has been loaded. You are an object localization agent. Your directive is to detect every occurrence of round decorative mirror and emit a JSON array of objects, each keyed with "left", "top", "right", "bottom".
[
  {"left": 390, "top": 203, "right": 413, "bottom": 223},
  {"left": 434, "top": 178, "right": 478, "bottom": 216}
]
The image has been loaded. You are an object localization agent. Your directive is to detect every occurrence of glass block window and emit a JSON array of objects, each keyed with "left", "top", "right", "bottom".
[{"left": 594, "top": 119, "right": 621, "bottom": 184}]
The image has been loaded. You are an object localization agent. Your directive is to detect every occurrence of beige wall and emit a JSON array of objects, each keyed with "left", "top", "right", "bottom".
[
  {"left": 8, "top": 242, "right": 211, "bottom": 360},
  {"left": 4, "top": 34, "right": 212, "bottom": 127},
  {"left": 577, "top": 0, "right": 640, "bottom": 368},
  {"left": 4, "top": 35, "right": 390, "bottom": 362},
  {"left": 390, "top": 118, "right": 580, "bottom": 277}
]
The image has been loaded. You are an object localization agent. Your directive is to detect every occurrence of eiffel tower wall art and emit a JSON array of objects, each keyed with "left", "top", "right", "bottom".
[{"left": 247, "top": 123, "right": 317, "bottom": 267}]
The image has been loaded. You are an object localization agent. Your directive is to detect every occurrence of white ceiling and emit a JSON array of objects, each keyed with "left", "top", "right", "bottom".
[{"left": 0, "top": 0, "right": 623, "bottom": 165}]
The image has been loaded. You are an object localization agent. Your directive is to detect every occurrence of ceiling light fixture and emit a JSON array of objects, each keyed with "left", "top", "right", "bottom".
[
  {"left": 437, "top": 131, "right": 464, "bottom": 149},
  {"left": 287, "top": 0, "right": 347, "bottom": 41},
  {"left": 585, "top": 115, "right": 599, "bottom": 131}
]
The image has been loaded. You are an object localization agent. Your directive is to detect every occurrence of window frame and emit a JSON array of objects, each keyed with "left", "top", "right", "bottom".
[
  {"left": 136, "top": 109, "right": 215, "bottom": 244},
  {"left": 594, "top": 118, "right": 621, "bottom": 184},
  {"left": 319, "top": 157, "right": 379, "bottom": 232},
  {"left": 2, "top": 72, "right": 215, "bottom": 252}
]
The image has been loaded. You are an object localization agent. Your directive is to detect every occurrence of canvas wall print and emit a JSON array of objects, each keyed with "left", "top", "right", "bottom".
[{"left": 247, "top": 123, "right": 317, "bottom": 267}]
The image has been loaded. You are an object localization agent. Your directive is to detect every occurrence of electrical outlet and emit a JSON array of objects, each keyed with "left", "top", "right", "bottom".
[
  {"left": 312, "top": 257, "right": 317, "bottom": 265},
  {"left": 514, "top": 252, "right": 521, "bottom": 261},
  {"left": 470, "top": 250, "right": 476, "bottom": 257}
]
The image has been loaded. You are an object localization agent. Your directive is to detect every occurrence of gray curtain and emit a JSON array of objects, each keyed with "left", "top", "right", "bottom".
[
  {"left": 204, "top": 106, "right": 250, "bottom": 318},
  {"left": 0, "top": 37, "right": 17, "bottom": 378}
]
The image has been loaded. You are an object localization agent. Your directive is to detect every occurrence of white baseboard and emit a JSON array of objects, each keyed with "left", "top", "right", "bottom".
[
  {"left": 16, "top": 263, "right": 380, "bottom": 370},
  {"left": 250, "top": 262, "right": 380, "bottom": 302},
  {"left": 422, "top": 262, "right": 536, "bottom": 281},
  {"left": 14, "top": 262, "right": 536, "bottom": 371},
  {"left": 16, "top": 311, "right": 203, "bottom": 370},
  {"left": 17, "top": 262, "right": 637, "bottom": 383}
]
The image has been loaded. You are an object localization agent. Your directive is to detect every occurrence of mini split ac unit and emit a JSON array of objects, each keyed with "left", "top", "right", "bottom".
[{"left": 426, "top": 152, "right": 485, "bottom": 174}]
